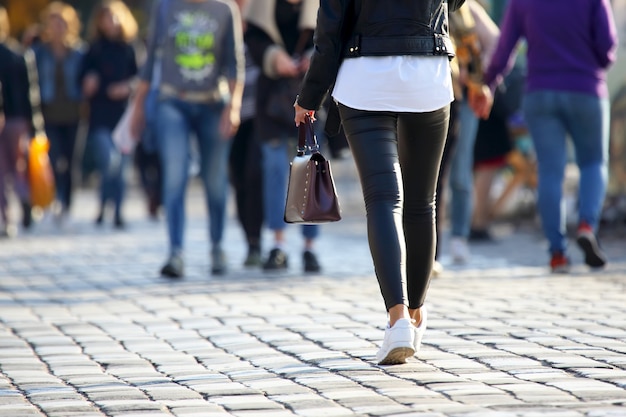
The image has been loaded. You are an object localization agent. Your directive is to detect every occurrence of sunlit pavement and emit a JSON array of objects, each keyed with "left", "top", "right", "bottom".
[{"left": 1, "top": 167, "right": 625, "bottom": 417}]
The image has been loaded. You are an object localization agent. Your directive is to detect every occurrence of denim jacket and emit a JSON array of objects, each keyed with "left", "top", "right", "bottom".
[{"left": 33, "top": 43, "right": 85, "bottom": 103}]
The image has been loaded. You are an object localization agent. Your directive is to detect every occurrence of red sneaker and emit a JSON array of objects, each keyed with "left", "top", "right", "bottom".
[
  {"left": 576, "top": 221, "right": 607, "bottom": 268},
  {"left": 550, "top": 252, "right": 570, "bottom": 273}
]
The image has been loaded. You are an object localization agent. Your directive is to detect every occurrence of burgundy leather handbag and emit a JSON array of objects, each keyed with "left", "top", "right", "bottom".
[{"left": 284, "top": 115, "right": 342, "bottom": 224}]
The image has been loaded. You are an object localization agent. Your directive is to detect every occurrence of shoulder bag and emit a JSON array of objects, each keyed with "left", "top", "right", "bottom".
[{"left": 284, "top": 114, "right": 341, "bottom": 224}]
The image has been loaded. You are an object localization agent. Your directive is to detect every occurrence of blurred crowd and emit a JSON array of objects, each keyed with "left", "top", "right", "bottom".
[{"left": 0, "top": 0, "right": 624, "bottom": 277}]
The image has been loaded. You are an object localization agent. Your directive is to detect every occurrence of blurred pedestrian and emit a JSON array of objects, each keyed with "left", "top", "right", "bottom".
[
  {"left": 33, "top": 1, "right": 85, "bottom": 226},
  {"left": 244, "top": 0, "right": 322, "bottom": 273},
  {"left": 0, "top": 78, "right": 4, "bottom": 236},
  {"left": 130, "top": 0, "right": 245, "bottom": 278},
  {"left": 0, "top": 80, "right": 3, "bottom": 119},
  {"left": 470, "top": 65, "right": 524, "bottom": 241},
  {"left": 79, "top": 0, "right": 139, "bottom": 229},
  {"left": 134, "top": 140, "right": 162, "bottom": 220},
  {"left": 481, "top": 0, "right": 618, "bottom": 272},
  {"left": 444, "top": 0, "right": 499, "bottom": 264},
  {"left": 295, "top": 0, "right": 470, "bottom": 363},
  {"left": 0, "top": 6, "right": 35, "bottom": 237},
  {"left": 229, "top": 0, "right": 264, "bottom": 268}
]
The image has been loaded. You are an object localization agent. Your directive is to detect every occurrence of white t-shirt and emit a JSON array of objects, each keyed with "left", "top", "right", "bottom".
[{"left": 332, "top": 56, "right": 454, "bottom": 112}]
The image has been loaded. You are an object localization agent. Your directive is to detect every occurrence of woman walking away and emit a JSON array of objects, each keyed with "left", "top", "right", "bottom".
[
  {"left": 79, "top": 0, "right": 138, "bottom": 229},
  {"left": 244, "top": 0, "right": 323, "bottom": 274},
  {"left": 295, "top": 0, "right": 473, "bottom": 364},
  {"left": 479, "top": 0, "right": 618, "bottom": 273}
]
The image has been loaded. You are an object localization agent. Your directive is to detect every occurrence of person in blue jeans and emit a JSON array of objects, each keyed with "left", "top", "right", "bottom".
[
  {"left": 79, "top": 1, "right": 138, "bottom": 229},
  {"left": 434, "top": 0, "right": 499, "bottom": 267},
  {"left": 244, "top": 0, "right": 322, "bottom": 273},
  {"left": 131, "top": 0, "right": 245, "bottom": 278},
  {"left": 480, "top": 0, "right": 618, "bottom": 272}
]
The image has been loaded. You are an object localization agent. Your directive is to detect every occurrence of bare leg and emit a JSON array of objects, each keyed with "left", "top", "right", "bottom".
[
  {"left": 472, "top": 167, "right": 497, "bottom": 232},
  {"left": 408, "top": 307, "right": 424, "bottom": 326},
  {"left": 389, "top": 304, "right": 411, "bottom": 327}
]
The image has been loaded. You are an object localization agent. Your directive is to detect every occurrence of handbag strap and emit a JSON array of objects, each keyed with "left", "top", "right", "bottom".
[
  {"left": 297, "top": 114, "right": 319, "bottom": 156},
  {"left": 23, "top": 48, "right": 45, "bottom": 137}
]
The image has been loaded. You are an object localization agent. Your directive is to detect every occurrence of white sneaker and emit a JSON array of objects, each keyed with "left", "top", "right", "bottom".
[
  {"left": 412, "top": 306, "right": 428, "bottom": 353},
  {"left": 450, "top": 237, "right": 470, "bottom": 264},
  {"left": 431, "top": 260, "right": 443, "bottom": 277},
  {"left": 376, "top": 318, "right": 415, "bottom": 365}
]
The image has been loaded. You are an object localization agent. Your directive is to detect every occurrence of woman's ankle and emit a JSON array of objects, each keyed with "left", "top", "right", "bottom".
[
  {"left": 388, "top": 304, "right": 411, "bottom": 327},
  {"left": 409, "top": 308, "right": 423, "bottom": 327}
]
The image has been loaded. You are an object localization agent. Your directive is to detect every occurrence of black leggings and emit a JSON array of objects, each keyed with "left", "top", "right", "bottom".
[
  {"left": 338, "top": 104, "right": 450, "bottom": 310},
  {"left": 228, "top": 118, "right": 263, "bottom": 248}
]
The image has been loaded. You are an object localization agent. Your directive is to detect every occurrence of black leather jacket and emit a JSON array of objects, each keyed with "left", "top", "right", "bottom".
[{"left": 298, "top": 0, "right": 465, "bottom": 111}]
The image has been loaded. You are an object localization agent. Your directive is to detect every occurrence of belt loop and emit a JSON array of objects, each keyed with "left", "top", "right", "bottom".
[{"left": 433, "top": 34, "right": 446, "bottom": 55}]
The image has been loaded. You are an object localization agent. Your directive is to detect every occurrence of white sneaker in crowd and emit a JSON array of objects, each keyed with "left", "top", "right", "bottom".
[
  {"left": 412, "top": 306, "right": 428, "bottom": 353},
  {"left": 431, "top": 260, "right": 444, "bottom": 277},
  {"left": 450, "top": 237, "right": 470, "bottom": 264},
  {"left": 376, "top": 318, "right": 415, "bottom": 365}
]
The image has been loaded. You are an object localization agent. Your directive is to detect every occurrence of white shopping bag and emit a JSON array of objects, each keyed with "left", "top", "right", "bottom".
[{"left": 112, "top": 105, "right": 137, "bottom": 154}]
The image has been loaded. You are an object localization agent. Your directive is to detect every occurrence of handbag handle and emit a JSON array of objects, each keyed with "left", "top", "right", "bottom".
[{"left": 297, "top": 114, "right": 319, "bottom": 156}]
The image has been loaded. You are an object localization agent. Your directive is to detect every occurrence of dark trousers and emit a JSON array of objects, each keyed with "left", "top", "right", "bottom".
[
  {"left": 135, "top": 141, "right": 162, "bottom": 215},
  {"left": 338, "top": 104, "right": 450, "bottom": 310},
  {"left": 0, "top": 117, "right": 30, "bottom": 225},
  {"left": 46, "top": 123, "right": 78, "bottom": 212},
  {"left": 228, "top": 118, "right": 263, "bottom": 249}
]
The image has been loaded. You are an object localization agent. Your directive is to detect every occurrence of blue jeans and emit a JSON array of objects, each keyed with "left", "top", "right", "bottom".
[
  {"left": 523, "top": 90, "right": 610, "bottom": 254},
  {"left": 448, "top": 101, "right": 479, "bottom": 238},
  {"left": 261, "top": 138, "right": 318, "bottom": 240},
  {"left": 156, "top": 98, "right": 230, "bottom": 255},
  {"left": 91, "top": 127, "right": 129, "bottom": 218}
]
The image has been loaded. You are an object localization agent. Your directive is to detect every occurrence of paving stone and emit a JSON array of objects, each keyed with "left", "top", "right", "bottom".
[
  {"left": 210, "top": 394, "right": 285, "bottom": 411},
  {"left": 170, "top": 406, "right": 234, "bottom": 416},
  {"left": 140, "top": 384, "right": 203, "bottom": 401},
  {"left": 93, "top": 399, "right": 167, "bottom": 413}
]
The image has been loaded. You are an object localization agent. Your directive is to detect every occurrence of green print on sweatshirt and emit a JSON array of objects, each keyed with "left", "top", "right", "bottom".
[{"left": 171, "top": 11, "right": 219, "bottom": 82}]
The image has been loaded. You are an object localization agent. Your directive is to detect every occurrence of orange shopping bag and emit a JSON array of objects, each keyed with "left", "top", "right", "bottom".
[{"left": 28, "top": 134, "right": 56, "bottom": 208}]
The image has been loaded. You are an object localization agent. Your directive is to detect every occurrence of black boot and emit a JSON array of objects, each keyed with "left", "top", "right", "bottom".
[{"left": 21, "top": 202, "right": 32, "bottom": 229}]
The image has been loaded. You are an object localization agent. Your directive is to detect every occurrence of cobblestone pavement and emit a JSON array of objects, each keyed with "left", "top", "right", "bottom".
[{"left": 1, "top": 171, "right": 626, "bottom": 417}]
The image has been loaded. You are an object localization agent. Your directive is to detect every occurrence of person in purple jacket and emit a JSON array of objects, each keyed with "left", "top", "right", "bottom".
[{"left": 479, "top": 0, "right": 618, "bottom": 273}]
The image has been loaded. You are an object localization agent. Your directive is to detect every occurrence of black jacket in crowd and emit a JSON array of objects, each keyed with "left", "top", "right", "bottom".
[
  {"left": 298, "top": 0, "right": 466, "bottom": 111},
  {"left": 0, "top": 43, "right": 34, "bottom": 123},
  {"left": 244, "top": 0, "right": 315, "bottom": 141}
]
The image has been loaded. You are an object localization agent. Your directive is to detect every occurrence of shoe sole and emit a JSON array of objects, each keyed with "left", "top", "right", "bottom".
[
  {"left": 576, "top": 234, "right": 607, "bottom": 268},
  {"left": 551, "top": 265, "right": 570, "bottom": 274},
  {"left": 161, "top": 271, "right": 183, "bottom": 278},
  {"left": 160, "top": 266, "right": 183, "bottom": 278},
  {"left": 378, "top": 346, "right": 415, "bottom": 365},
  {"left": 244, "top": 259, "right": 262, "bottom": 268},
  {"left": 263, "top": 263, "right": 288, "bottom": 271}
]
